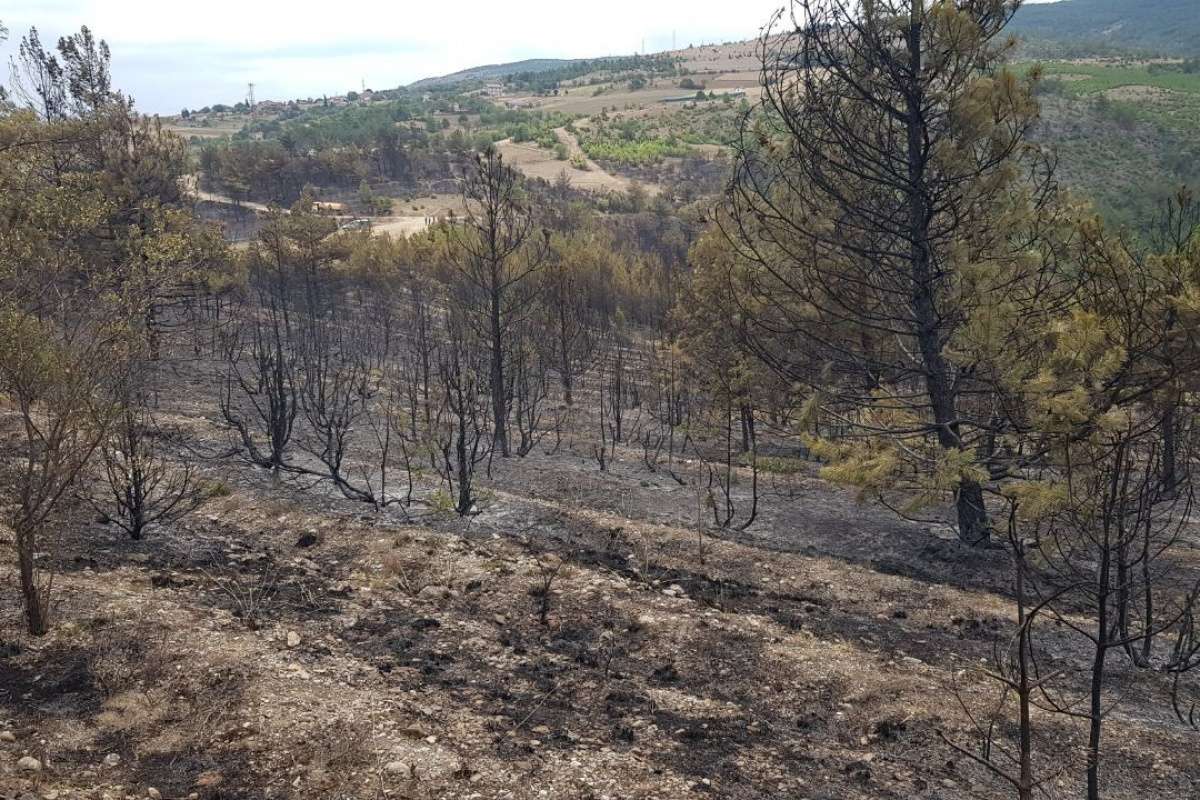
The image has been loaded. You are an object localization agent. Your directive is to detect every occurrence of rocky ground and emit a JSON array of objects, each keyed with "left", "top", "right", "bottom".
[{"left": 2, "top": 369, "right": 1199, "bottom": 800}]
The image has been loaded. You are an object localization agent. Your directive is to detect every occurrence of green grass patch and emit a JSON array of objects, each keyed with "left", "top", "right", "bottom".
[
  {"left": 740, "top": 454, "right": 810, "bottom": 475},
  {"left": 1018, "top": 61, "right": 1200, "bottom": 96}
]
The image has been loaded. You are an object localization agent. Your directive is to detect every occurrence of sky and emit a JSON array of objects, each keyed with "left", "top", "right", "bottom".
[{"left": 0, "top": 0, "right": 808, "bottom": 114}]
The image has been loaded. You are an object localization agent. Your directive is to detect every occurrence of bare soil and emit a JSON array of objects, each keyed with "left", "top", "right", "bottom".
[{"left": 494, "top": 131, "right": 657, "bottom": 196}]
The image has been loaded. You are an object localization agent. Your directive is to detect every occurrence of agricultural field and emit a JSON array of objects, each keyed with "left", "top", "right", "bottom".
[
  {"left": 1033, "top": 60, "right": 1200, "bottom": 95},
  {"left": 511, "top": 84, "right": 689, "bottom": 117},
  {"left": 494, "top": 130, "right": 657, "bottom": 195},
  {"left": 165, "top": 113, "right": 255, "bottom": 142}
]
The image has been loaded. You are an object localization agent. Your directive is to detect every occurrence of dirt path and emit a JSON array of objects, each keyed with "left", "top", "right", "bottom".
[
  {"left": 185, "top": 175, "right": 451, "bottom": 240},
  {"left": 182, "top": 176, "right": 275, "bottom": 215},
  {"left": 551, "top": 127, "right": 589, "bottom": 163},
  {"left": 494, "top": 126, "right": 659, "bottom": 196},
  {"left": 192, "top": 188, "right": 274, "bottom": 215},
  {"left": 369, "top": 216, "right": 434, "bottom": 237}
]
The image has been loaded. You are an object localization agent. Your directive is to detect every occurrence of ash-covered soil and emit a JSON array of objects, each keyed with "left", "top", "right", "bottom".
[{"left": 2, "top": 362, "right": 1198, "bottom": 800}]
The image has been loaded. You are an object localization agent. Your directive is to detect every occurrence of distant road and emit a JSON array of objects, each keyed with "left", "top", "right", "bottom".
[
  {"left": 183, "top": 175, "right": 451, "bottom": 239},
  {"left": 192, "top": 188, "right": 275, "bottom": 215},
  {"left": 182, "top": 175, "right": 274, "bottom": 214}
]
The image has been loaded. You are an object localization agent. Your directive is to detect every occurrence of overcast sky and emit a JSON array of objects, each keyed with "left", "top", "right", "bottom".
[
  {"left": 1, "top": 0, "right": 1063, "bottom": 115},
  {"left": 0, "top": 1, "right": 797, "bottom": 114}
]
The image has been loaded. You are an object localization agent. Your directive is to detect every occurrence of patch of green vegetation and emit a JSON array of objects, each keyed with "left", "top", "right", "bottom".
[
  {"left": 650, "top": 101, "right": 745, "bottom": 147},
  {"left": 502, "top": 55, "right": 679, "bottom": 94},
  {"left": 1026, "top": 61, "right": 1200, "bottom": 96},
  {"left": 233, "top": 91, "right": 489, "bottom": 152},
  {"left": 581, "top": 135, "right": 691, "bottom": 164},
  {"left": 475, "top": 108, "right": 577, "bottom": 149},
  {"left": 740, "top": 455, "right": 809, "bottom": 475},
  {"left": 577, "top": 116, "right": 694, "bottom": 165}
]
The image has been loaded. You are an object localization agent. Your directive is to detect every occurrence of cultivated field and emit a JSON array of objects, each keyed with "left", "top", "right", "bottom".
[
  {"left": 494, "top": 129, "right": 659, "bottom": 195},
  {"left": 164, "top": 113, "right": 256, "bottom": 141}
]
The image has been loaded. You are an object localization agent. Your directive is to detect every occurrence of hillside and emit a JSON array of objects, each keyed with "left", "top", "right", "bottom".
[
  {"left": 9, "top": 8, "right": 1200, "bottom": 800},
  {"left": 408, "top": 58, "right": 580, "bottom": 90},
  {"left": 3, "top": 345, "right": 1197, "bottom": 800},
  {"left": 1022, "top": 60, "right": 1200, "bottom": 228},
  {"left": 1009, "top": 0, "right": 1200, "bottom": 57}
]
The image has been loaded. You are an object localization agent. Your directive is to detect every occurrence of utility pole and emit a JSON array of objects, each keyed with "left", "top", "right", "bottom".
[{"left": 247, "top": 82, "right": 256, "bottom": 111}]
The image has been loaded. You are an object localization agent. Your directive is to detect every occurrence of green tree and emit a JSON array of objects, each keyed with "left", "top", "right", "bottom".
[
  {"left": 0, "top": 310, "right": 122, "bottom": 635},
  {"left": 1, "top": 25, "right": 224, "bottom": 634},
  {"left": 726, "top": 0, "right": 1054, "bottom": 545}
]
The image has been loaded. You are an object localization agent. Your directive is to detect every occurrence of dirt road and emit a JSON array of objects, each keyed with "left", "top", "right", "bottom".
[{"left": 495, "top": 126, "right": 659, "bottom": 196}]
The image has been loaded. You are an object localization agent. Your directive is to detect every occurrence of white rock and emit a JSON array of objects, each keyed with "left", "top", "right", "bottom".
[
  {"left": 384, "top": 760, "right": 412, "bottom": 779},
  {"left": 286, "top": 631, "right": 301, "bottom": 648},
  {"left": 148, "top": 789, "right": 162, "bottom": 800},
  {"left": 103, "top": 752, "right": 122, "bottom": 767},
  {"left": 0, "top": 730, "right": 16, "bottom": 742},
  {"left": 17, "top": 755, "right": 42, "bottom": 772}
]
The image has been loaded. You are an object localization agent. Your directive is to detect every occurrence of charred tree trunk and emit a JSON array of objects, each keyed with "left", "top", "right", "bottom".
[
  {"left": 904, "top": 4, "right": 988, "bottom": 546},
  {"left": 490, "top": 279, "right": 509, "bottom": 457},
  {"left": 739, "top": 401, "right": 755, "bottom": 454},
  {"left": 16, "top": 522, "right": 49, "bottom": 636}
]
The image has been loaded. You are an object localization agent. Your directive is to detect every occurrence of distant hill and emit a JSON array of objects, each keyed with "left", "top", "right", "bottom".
[
  {"left": 408, "top": 59, "right": 580, "bottom": 90},
  {"left": 407, "top": 2, "right": 1200, "bottom": 91},
  {"left": 407, "top": 52, "right": 681, "bottom": 96},
  {"left": 1008, "top": 0, "right": 1200, "bottom": 57}
]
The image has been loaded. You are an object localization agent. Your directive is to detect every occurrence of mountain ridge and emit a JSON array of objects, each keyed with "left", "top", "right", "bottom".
[
  {"left": 404, "top": 0, "right": 1200, "bottom": 92},
  {"left": 407, "top": 58, "right": 582, "bottom": 90},
  {"left": 1007, "top": 0, "right": 1200, "bottom": 56}
]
